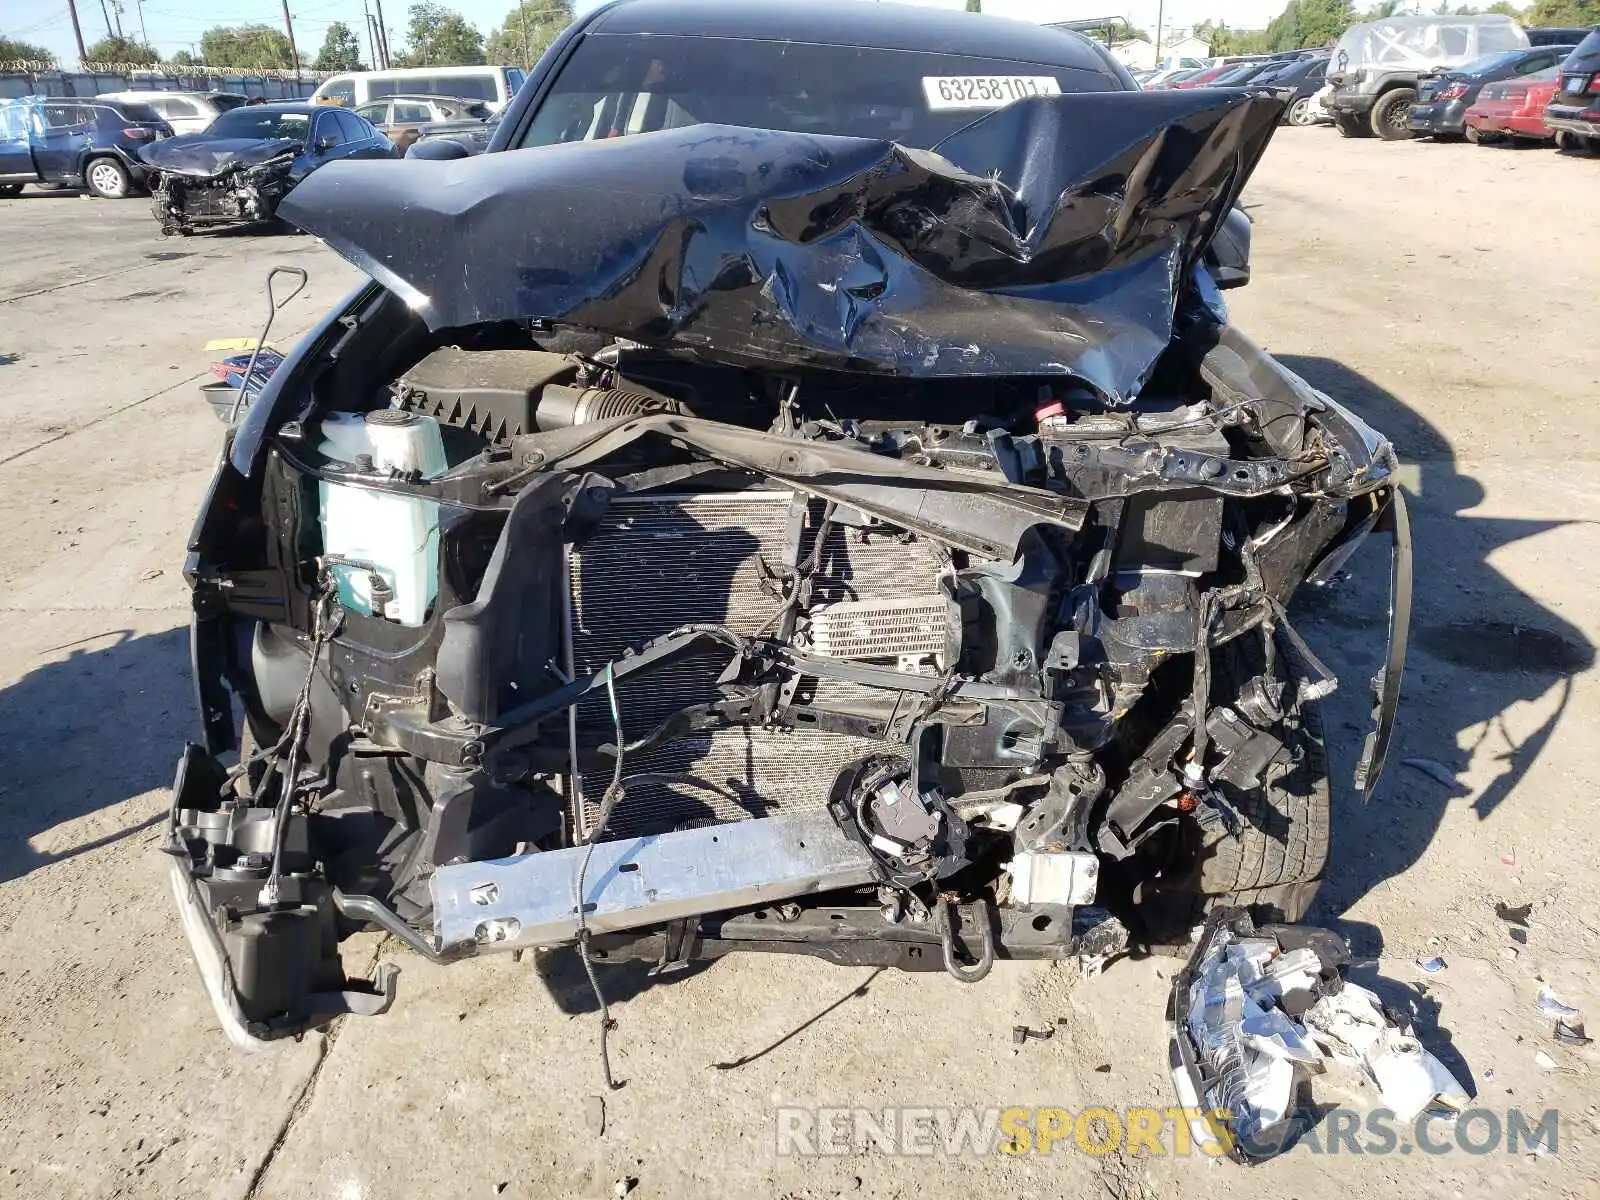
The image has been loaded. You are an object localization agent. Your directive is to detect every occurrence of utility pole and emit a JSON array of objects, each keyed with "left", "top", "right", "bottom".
[
  {"left": 517, "top": 1, "right": 530, "bottom": 69},
  {"left": 1154, "top": 0, "right": 1164, "bottom": 65},
  {"left": 96, "top": 0, "right": 113, "bottom": 39},
  {"left": 364, "top": 1, "right": 379, "bottom": 68},
  {"left": 110, "top": 0, "right": 124, "bottom": 38},
  {"left": 135, "top": 0, "right": 148, "bottom": 47},
  {"left": 66, "top": 0, "right": 89, "bottom": 61},
  {"left": 373, "top": 0, "right": 391, "bottom": 67},
  {"left": 279, "top": 0, "right": 301, "bottom": 78}
]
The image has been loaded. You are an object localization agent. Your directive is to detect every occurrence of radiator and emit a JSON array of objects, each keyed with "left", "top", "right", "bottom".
[{"left": 567, "top": 490, "right": 945, "bottom": 839}]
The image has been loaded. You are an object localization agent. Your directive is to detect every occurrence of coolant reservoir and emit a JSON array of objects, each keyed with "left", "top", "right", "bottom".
[{"left": 317, "top": 409, "right": 448, "bottom": 626}]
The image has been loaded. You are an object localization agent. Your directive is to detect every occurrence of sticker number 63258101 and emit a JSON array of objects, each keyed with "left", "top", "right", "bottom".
[{"left": 921, "top": 75, "right": 1063, "bottom": 110}]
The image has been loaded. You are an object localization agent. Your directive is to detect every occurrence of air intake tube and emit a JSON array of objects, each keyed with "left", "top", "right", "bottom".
[{"left": 534, "top": 383, "right": 685, "bottom": 429}]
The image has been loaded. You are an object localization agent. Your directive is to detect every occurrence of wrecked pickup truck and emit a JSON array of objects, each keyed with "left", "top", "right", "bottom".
[{"left": 168, "top": 0, "right": 1411, "bottom": 1054}]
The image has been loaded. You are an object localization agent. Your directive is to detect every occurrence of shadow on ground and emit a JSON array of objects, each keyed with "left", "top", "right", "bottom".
[
  {"left": 1281, "top": 357, "right": 1594, "bottom": 950},
  {"left": 0, "top": 626, "right": 193, "bottom": 884}
]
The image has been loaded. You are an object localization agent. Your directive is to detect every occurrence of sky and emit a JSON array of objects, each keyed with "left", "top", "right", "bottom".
[{"left": 4, "top": 0, "right": 1293, "bottom": 68}]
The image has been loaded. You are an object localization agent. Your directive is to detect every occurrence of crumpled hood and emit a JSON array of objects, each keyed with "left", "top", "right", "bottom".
[
  {"left": 280, "top": 89, "right": 1283, "bottom": 403},
  {"left": 140, "top": 136, "right": 299, "bottom": 177}
]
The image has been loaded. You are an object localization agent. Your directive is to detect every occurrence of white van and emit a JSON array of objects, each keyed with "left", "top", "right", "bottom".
[{"left": 312, "top": 65, "right": 525, "bottom": 112}]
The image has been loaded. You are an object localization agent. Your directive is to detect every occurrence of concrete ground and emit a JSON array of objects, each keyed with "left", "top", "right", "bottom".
[{"left": 1, "top": 130, "right": 1596, "bottom": 1200}]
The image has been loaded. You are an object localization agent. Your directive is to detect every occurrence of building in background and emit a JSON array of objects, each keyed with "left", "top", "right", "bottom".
[{"left": 1043, "top": 20, "right": 1210, "bottom": 73}]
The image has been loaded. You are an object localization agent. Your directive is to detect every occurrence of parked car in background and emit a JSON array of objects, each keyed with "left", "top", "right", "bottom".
[
  {"left": 1527, "top": 26, "right": 1592, "bottom": 46},
  {"left": 1143, "top": 67, "right": 1202, "bottom": 89},
  {"left": 0, "top": 95, "right": 173, "bottom": 198},
  {"left": 140, "top": 102, "right": 393, "bottom": 235},
  {"left": 312, "top": 65, "right": 525, "bottom": 112},
  {"left": 97, "top": 90, "right": 247, "bottom": 136},
  {"left": 1140, "top": 63, "right": 1205, "bottom": 87},
  {"left": 1325, "top": 13, "right": 1528, "bottom": 139},
  {"left": 354, "top": 94, "right": 490, "bottom": 153},
  {"left": 407, "top": 107, "right": 501, "bottom": 157},
  {"left": 1463, "top": 64, "right": 1563, "bottom": 143},
  {"left": 1546, "top": 25, "right": 1600, "bottom": 152},
  {"left": 1169, "top": 60, "right": 1265, "bottom": 89},
  {"left": 1256, "top": 55, "right": 1330, "bottom": 124},
  {"left": 1208, "top": 60, "right": 1282, "bottom": 87},
  {"left": 1407, "top": 43, "right": 1575, "bottom": 139}
]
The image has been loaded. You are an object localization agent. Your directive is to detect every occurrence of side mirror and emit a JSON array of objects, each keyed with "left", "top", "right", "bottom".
[
  {"left": 1207, "top": 206, "right": 1253, "bottom": 291},
  {"left": 315, "top": 136, "right": 336, "bottom": 152}
]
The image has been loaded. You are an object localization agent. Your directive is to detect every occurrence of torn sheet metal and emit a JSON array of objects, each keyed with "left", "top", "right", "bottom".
[{"left": 280, "top": 90, "right": 1284, "bottom": 404}]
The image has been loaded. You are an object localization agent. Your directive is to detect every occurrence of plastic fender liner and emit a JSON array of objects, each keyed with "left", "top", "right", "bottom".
[{"left": 1352, "top": 486, "right": 1412, "bottom": 798}]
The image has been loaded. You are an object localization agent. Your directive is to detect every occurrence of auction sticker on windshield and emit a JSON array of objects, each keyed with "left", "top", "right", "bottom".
[{"left": 922, "top": 76, "right": 1063, "bottom": 110}]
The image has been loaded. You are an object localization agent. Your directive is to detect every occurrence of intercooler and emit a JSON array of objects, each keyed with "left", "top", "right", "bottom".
[{"left": 567, "top": 491, "right": 946, "bottom": 839}]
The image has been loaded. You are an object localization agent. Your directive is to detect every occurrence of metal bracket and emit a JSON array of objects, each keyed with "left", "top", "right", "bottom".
[{"left": 648, "top": 916, "right": 702, "bottom": 976}]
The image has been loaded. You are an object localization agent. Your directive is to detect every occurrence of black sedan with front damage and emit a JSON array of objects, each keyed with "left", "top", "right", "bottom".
[
  {"left": 168, "top": 0, "right": 1410, "bottom": 1055},
  {"left": 140, "top": 102, "right": 393, "bottom": 235}
]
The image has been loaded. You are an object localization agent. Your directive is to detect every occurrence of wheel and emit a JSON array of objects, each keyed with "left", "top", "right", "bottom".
[
  {"left": 1371, "top": 88, "right": 1417, "bottom": 140},
  {"left": 0, "top": 182, "right": 23, "bottom": 197},
  {"left": 1134, "top": 633, "right": 1331, "bottom": 932},
  {"left": 84, "top": 156, "right": 131, "bottom": 199},
  {"left": 1554, "top": 129, "right": 1577, "bottom": 152},
  {"left": 1334, "top": 111, "right": 1371, "bottom": 138},
  {"left": 1287, "top": 97, "right": 1314, "bottom": 127},
  {"left": 1464, "top": 126, "right": 1481, "bottom": 144}
]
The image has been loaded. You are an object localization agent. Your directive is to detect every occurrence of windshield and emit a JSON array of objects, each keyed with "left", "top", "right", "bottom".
[
  {"left": 206, "top": 108, "right": 310, "bottom": 141},
  {"left": 519, "top": 33, "right": 1119, "bottom": 150}
]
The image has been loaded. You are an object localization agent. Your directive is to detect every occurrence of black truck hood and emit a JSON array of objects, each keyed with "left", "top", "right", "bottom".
[
  {"left": 141, "top": 136, "right": 299, "bottom": 177},
  {"left": 281, "top": 89, "right": 1283, "bottom": 403}
]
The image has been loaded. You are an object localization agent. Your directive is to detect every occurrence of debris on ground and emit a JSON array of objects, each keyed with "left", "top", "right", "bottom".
[
  {"left": 1534, "top": 1050, "right": 1557, "bottom": 1070},
  {"left": 1415, "top": 956, "right": 1447, "bottom": 974},
  {"left": 1170, "top": 910, "right": 1469, "bottom": 1162},
  {"left": 1495, "top": 902, "right": 1533, "bottom": 926},
  {"left": 1012, "top": 1025, "right": 1055, "bottom": 1045},
  {"left": 1535, "top": 987, "right": 1580, "bottom": 1022},
  {"left": 1553, "top": 1020, "right": 1592, "bottom": 1046}
]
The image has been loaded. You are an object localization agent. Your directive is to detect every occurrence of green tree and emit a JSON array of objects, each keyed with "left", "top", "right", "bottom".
[
  {"left": 484, "top": 1, "right": 573, "bottom": 68},
  {"left": 1522, "top": 0, "right": 1600, "bottom": 23},
  {"left": 85, "top": 35, "right": 161, "bottom": 64},
  {"left": 314, "top": 21, "right": 366, "bottom": 71},
  {"left": 397, "top": 3, "right": 485, "bottom": 66},
  {"left": 200, "top": 24, "right": 296, "bottom": 70},
  {"left": 169, "top": 49, "right": 200, "bottom": 67},
  {"left": 0, "top": 36, "right": 56, "bottom": 63}
]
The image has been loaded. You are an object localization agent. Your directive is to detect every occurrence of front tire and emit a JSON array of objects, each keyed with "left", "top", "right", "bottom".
[
  {"left": 1371, "top": 88, "right": 1417, "bottom": 140},
  {"left": 1137, "top": 635, "right": 1331, "bottom": 933},
  {"left": 1287, "top": 97, "right": 1314, "bottom": 127},
  {"left": 0, "top": 182, "right": 23, "bottom": 197},
  {"left": 85, "top": 156, "right": 131, "bottom": 199}
]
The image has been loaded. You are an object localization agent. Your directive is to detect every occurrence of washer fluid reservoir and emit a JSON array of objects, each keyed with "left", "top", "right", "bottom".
[{"left": 317, "top": 408, "right": 448, "bottom": 626}]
